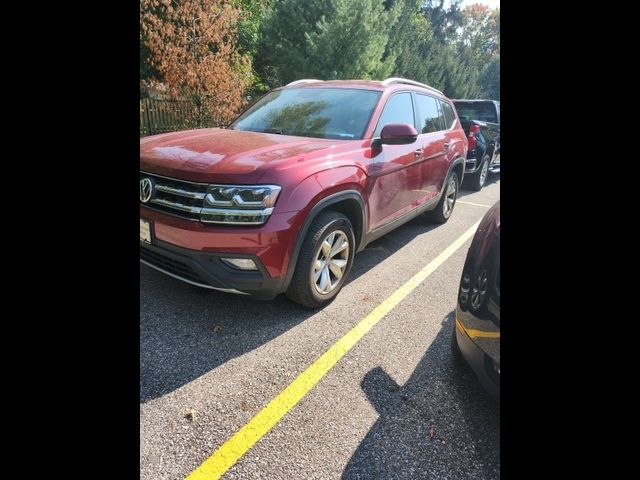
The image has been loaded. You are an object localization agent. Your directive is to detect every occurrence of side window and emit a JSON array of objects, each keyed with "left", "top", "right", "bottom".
[
  {"left": 440, "top": 100, "right": 456, "bottom": 130},
  {"left": 414, "top": 94, "right": 445, "bottom": 134},
  {"left": 374, "top": 92, "right": 414, "bottom": 137}
]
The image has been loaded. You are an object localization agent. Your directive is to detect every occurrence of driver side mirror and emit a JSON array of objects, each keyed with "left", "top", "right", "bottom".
[{"left": 379, "top": 123, "right": 418, "bottom": 145}]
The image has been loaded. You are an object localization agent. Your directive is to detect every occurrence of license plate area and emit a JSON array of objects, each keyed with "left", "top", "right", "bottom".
[{"left": 140, "top": 218, "right": 152, "bottom": 244}]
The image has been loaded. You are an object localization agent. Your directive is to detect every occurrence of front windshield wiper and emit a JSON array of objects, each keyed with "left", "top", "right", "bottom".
[
  {"left": 229, "top": 126, "right": 285, "bottom": 135},
  {"left": 262, "top": 128, "right": 284, "bottom": 135}
]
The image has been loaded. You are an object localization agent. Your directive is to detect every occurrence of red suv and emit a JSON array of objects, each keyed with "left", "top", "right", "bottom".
[{"left": 140, "top": 78, "right": 468, "bottom": 307}]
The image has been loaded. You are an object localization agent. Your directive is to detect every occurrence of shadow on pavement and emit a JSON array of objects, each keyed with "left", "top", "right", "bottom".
[
  {"left": 342, "top": 311, "right": 500, "bottom": 479},
  {"left": 459, "top": 172, "right": 500, "bottom": 198},
  {"left": 140, "top": 213, "right": 445, "bottom": 403}
]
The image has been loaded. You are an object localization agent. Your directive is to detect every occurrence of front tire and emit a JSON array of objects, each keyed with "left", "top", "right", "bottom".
[
  {"left": 286, "top": 211, "right": 355, "bottom": 308},
  {"left": 428, "top": 170, "right": 459, "bottom": 224}
]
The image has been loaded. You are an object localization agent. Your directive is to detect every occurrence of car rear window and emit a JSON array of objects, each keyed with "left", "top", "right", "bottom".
[
  {"left": 231, "top": 88, "right": 381, "bottom": 140},
  {"left": 453, "top": 101, "right": 498, "bottom": 123}
]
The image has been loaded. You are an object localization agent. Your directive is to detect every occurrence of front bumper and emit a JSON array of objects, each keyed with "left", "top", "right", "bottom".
[
  {"left": 140, "top": 205, "right": 301, "bottom": 299},
  {"left": 141, "top": 205, "right": 302, "bottom": 277},
  {"left": 140, "top": 240, "right": 287, "bottom": 300},
  {"left": 455, "top": 315, "right": 500, "bottom": 402}
]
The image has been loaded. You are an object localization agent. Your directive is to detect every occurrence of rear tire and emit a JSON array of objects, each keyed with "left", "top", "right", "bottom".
[
  {"left": 286, "top": 211, "right": 355, "bottom": 308},
  {"left": 464, "top": 154, "right": 490, "bottom": 191},
  {"left": 428, "top": 170, "right": 459, "bottom": 224}
]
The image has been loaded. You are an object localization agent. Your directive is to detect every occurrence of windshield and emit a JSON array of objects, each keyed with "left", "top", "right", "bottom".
[
  {"left": 231, "top": 88, "right": 381, "bottom": 140},
  {"left": 453, "top": 101, "right": 499, "bottom": 123}
]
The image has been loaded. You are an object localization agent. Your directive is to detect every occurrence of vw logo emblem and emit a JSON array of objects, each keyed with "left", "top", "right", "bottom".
[{"left": 140, "top": 177, "right": 153, "bottom": 203}]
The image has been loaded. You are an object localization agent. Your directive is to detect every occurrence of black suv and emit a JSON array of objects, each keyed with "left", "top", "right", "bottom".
[{"left": 452, "top": 99, "right": 500, "bottom": 191}]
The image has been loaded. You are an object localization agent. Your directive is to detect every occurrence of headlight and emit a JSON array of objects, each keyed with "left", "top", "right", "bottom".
[{"left": 200, "top": 185, "right": 282, "bottom": 225}]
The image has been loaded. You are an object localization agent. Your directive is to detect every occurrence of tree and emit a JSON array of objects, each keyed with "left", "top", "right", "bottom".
[
  {"left": 442, "top": 45, "right": 482, "bottom": 98},
  {"left": 453, "top": 4, "right": 499, "bottom": 98},
  {"left": 256, "top": 0, "right": 399, "bottom": 87},
  {"left": 140, "top": 0, "right": 252, "bottom": 127},
  {"left": 140, "top": 41, "right": 161, "bottom": 99},
  {"left": 459, "top": 4, "right": 499, "bottom": 59},
  {"left": 386, "top": 0, "right": 446, "bottom": 90},
  {"left": 234, "top": 0, "right": 270, "bottom": 57},
  {"left": 423, "top": 0, "right": 465, "bottom": 43},
  {"left": 479, "top": 56, "right": 499, "bottom": 99},
  {"left": 416, "top": 1, "right": 499, "bottom": 98}
]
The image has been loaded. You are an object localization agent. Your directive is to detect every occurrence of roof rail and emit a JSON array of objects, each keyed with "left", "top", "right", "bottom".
[
  {"left": 381, "top": 77, "right": 443, "bottom": 95},
  {"left": 286, "top": 79, "right": 321, "bottom": 86}
]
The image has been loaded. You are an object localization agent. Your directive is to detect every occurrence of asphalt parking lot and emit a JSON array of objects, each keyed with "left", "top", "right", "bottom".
[{"left": 140, "top": 176, "right": 501, "bottom": 480}]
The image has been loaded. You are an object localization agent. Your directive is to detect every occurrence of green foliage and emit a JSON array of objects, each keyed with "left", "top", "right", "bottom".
[
  {"left": 234, "top": 0, "right": 270, "bottom": 57},
  {"left": 442, "top": 45, "right": 481, "bottom": 98},
  {"left": 256, "top": 0, "right": 399, "bottom": 86},
  {"left": 479, "top": 57, "right": 500, "bottom": 100},
  {"left": 386, "top": 0, "right": 445, "bottom": 90},
  {"left": 420, "top": 1, "right": 500, "bottom": 99},
  {"left": 382, "top": 0, "right": 500, "bottom": 99},
  {"left": 423, "top": 0, "right": 465, "bottom": 43}
]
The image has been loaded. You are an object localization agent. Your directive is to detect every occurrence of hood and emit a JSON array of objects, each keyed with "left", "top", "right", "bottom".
[{"left": 140, "top": 128, "right": 337, "bottom": 184}]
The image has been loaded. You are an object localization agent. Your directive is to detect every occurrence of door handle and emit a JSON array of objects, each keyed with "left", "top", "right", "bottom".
[{"left": 414, "top": 148, "right": 423, "bottom": 158}]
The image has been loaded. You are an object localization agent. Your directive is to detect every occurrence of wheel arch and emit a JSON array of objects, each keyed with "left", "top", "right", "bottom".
[
  {"left": 282, "top": 190, "right": 367, "bottom": 293},
  {"left": 442, "top": 156, "right": 466, "bottom": 196}
]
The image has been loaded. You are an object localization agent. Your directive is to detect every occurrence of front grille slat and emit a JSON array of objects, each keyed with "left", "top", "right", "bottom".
[
  {"left": 140, "top": 171, "right": 207, "bottom": 220},
  {"left": 155, "top": 184, "right": 207, "bottom": 200},
  {"left": 150, "top": 198, "right": 202, "bottom": 214}
]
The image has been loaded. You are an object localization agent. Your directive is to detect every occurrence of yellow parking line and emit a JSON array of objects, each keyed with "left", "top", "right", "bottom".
[
  {"left": 185, "top": 220, "right": 482, "bottom": 480},
  {"left": 457, "top": 200, "right": 492, "bottom": 208}
]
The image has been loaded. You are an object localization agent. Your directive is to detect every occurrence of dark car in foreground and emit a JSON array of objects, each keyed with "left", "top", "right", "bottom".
[
  {"left": 452, "top": 201, "right": 500, "bottom": 401},
  {"left": 452, "top": 99, "right": 500, "bottom": 191},
  {"left": 140, "top": 77, "right": 468, "bottom": 308}
]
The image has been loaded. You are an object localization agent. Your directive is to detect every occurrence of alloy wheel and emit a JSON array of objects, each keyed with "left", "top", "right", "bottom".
[
  {"left": 470, "top": 270, "right": 488, "bottom": 309},
  {"left": 479, "top": 159, "right": 489, "bottom": 187},
  {"left": 313, "top": 230, "right": 349, "bottom": 295},
  {"left": 443, "top": 177, "right": 457, "bottom": 218}
]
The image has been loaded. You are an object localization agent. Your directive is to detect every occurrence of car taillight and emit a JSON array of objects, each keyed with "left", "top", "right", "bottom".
[{"left": 468, "top": 124, "right": 480, "bottom": 150}]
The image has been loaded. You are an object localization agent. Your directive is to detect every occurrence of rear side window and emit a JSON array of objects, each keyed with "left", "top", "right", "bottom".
[
  {"left": 374, "top": 92, "right": 414, "bottom": 137},
  {"left": 414, "top": 94, "right": 445, "bottom": 134},
  {"left": 440, "top": 100, "right": 456, "bottom": 130}
]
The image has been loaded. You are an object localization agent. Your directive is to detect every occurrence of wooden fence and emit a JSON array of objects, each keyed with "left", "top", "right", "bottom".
[{"left": 140, "top": 97, "right": 195, "bottom": 137}]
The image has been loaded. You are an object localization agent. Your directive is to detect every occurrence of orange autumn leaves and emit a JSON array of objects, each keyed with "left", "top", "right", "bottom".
[{"left": 141, "top": 0, "right": 252, "bottom": 127}]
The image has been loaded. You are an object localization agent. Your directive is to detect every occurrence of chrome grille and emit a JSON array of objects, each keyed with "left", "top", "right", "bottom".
[{"left": 140, "top": 171, "right": 207, "bottom": 220}]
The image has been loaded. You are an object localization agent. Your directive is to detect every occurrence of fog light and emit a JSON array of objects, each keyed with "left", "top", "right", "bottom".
[{"left": 221, "top": 258, "right": 258, "bottom": 271}]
